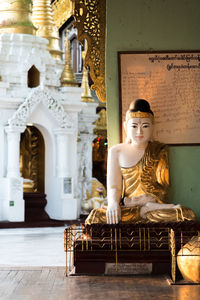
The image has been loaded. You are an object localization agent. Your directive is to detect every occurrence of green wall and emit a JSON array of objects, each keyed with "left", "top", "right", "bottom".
[
  {"left": 106, "top": 0, "right": 200, "bottom": 219},
  {"left": 169, "top": 146, "right": 200, "bottom": 219}
]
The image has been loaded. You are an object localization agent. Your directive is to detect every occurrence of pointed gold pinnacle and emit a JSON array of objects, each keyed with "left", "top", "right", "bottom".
[
  {"left": 81, "top": 40, "right": 94, "bottom": 102},
  {"left": 32, "top": 0, "right": 62, "bottom": 59},
  {"left": 60, "top": 31, "right": 79, "bottom": 87}
]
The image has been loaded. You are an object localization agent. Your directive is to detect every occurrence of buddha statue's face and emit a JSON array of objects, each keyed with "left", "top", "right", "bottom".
[{"left": 125, "top": 117, "right": 153, "bottom": 146}]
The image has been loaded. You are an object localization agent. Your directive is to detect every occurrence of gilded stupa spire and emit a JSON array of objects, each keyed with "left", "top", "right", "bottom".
[
  {"left": 0, "top": 0, "right": 36, "bottom": 34},
  {"left": 81, "top": 40, "right": 94, "bottom": 102},
  {"left": 32, "top": 0, "right": 62, "bottom": 59},
  {"left": 60, "top": 30, "right": 79, "bottom": 87}
]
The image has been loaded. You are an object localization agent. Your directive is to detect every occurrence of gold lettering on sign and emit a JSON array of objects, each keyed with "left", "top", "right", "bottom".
[{"left": 119, "top": 52, "right": 200, "bottom": 144}]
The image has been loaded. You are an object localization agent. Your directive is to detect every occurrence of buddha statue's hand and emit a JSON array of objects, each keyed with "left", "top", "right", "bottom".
[
  {"left": 124, "top": 194, "right": 157, "bottom": 207},
  {"left": 106, "top": 203, "right": 121, "bottom": 224}
]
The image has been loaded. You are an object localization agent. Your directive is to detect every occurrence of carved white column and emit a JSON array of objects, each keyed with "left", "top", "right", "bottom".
[
  {"left": 52, "top": 127, "right": 78, "bottom": 219},
  {"left": 5, "top": 126, "right": 25, "bottom": 178},
  {"left": 79, "top": 133, "right": 96, "bottom": 200},
  {"left": 77, "top": 102, "right": 98, "bottom": 204},
  {"left": 54, "top": 128, "right": 72, "bottom": 178}
]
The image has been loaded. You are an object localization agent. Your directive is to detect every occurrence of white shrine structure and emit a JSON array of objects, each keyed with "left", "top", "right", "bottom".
[{"left": 0, "top": 1, "right": 98, "bottom": 222}]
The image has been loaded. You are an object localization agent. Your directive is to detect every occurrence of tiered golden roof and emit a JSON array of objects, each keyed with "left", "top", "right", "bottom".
[
  {"left": 32, "top": 0, "right": 62, "bottom": 59},
  {"left": 60, "top": 31, "right": 79, "bottom": 87},
  {"left": 0, "top": 0, "right": 36, "bottom": 34}
]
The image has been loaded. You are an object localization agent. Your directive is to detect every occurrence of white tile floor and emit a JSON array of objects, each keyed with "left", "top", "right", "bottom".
[{"left": 0, "top": 227, "right": 66, "bottom": 267}]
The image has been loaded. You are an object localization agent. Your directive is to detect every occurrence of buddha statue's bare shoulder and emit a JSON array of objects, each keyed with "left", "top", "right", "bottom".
[
  {"left": 108, "top": 143, "right": 131, "bottom": 163},
  {"left": 109, "top": 143, "right": 129, "bottom": 154}
]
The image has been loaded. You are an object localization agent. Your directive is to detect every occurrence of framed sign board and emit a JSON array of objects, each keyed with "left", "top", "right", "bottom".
[{"left": 118, "top": 51, "right": 200, "bottom": 144}]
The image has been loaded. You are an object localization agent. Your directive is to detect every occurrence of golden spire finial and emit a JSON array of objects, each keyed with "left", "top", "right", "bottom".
[
  {"left": 81, "top": 40, "right": 94, "bottom": 102},
  {"left": 60, "top": 30, "right": 79, "bottom": 87},
  {"left": 0, "top": 0, "right": 36, "bottom": 34},
  {"left": 32, "top": 0, "right": 62, "bottom": 59}
]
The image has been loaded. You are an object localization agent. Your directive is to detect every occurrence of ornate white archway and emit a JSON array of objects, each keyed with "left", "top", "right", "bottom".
[
  {"left": 8, "top": 86, "right": 73, "bottom": 129},
  {"left": 5, "top": 86, "right": 79, "bottom": 221}
]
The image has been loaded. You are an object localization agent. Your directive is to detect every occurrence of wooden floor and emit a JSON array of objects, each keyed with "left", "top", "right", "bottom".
[{"left": 0, "top": 267, "right": 200, "bottom": 300}]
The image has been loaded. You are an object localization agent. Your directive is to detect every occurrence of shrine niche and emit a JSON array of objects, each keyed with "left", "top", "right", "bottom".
[
  {"left": 20, "top": 125, "right": 45, "bottom": 193},
  {"left": 27, "top": 65, "right": 40, "bottom": 88},
  {"left": 20, "top": 125, "right": 49, "bottom": 222}
]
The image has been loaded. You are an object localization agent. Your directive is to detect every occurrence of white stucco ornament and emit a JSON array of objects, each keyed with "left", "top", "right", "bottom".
[{"left": 8, "top": 87, "right": 73, "bottom": 129}]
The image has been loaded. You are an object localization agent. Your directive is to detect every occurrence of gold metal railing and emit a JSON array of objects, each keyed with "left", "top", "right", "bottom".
[
  {"left": 64, "top": 224, "right": 171, "bottom": 275},
  {"left": 64, "top": 223, "right": 200, "bottom": 283}
]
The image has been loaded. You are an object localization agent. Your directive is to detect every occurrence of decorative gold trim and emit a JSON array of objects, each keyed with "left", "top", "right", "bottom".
[
  {"left": 170, "top": 229, "right": 176, "bottom": 282},
  {"left": 115, "top": 228, "right": 118, "bottom": 271},
  {"left": 74, "top": 0, "right": 106, "bottom": 102},
  {"left": 52, "top": 0, "right": 75, "bottom": 28},
  {"left": 126, "top": 111, "right": 154, "bottom": 123}
]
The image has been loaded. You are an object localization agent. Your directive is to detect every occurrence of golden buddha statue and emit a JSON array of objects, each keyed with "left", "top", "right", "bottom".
[{"left": 86, "top": 99, "right": 196, "bottom": 225}]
